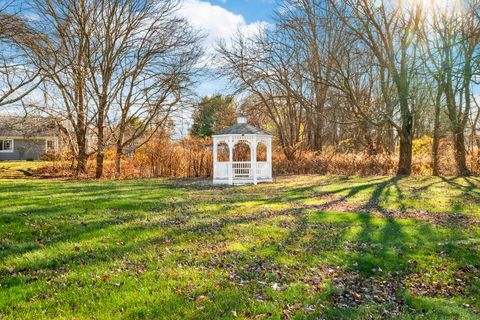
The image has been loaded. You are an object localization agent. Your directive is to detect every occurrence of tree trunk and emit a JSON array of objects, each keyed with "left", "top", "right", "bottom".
[
  {"left": 75, "top": 125, "right": 88, "bottom": 176},
  {"left": 453, "top": 127, "right": 470, "bottom": 176},
  {"left": 397, "top": 133, "right": 412, "bottom": 175},
  {"left": 314, "top": 110, "right": 323, "bottom": 152},
  {"left": 476, "top": 135, "right": 480, "bottom": 171},
  {"left": 458, "top": 52, "right": 472, "bottom": 176},
  {"left": 384, "top": 123, "right": 395, "bottom": 154},
  {"left": 95, "top": 146, "right": 104, "bottom": 179},
  {"left": 77, "top": 142, "right": 87, "bottom": 176},
  {"left": 95, "top": 112, "right": 105, "bottom": 179},
  {"left": 114, "top": 145, "right": 122, "bottom": 179},
  {"left": 396, "top": 81, "right": 413, "bottom": 176},
  {"left": 432, "top": 89, "right": 442, "bottom": 176},
  {"left": 283, "top": 145, "right": 296, "bottom": 161},
  {"left": 397, "top": 109, "right": 413, "bottom": 176}
]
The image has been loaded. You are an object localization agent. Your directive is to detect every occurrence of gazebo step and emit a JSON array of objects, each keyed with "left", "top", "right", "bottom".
[{"left": 213, "top": 178, "right": 273, "bottom": 185}]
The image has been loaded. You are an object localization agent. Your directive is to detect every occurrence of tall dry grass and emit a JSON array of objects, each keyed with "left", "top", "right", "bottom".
[{"left": 36, "top": 136, "right": 480, "bottom": 179}]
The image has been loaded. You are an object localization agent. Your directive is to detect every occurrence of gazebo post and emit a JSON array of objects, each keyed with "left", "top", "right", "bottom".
[
  {"left": 228, "top": 138, "right": 234, "bottom": 185},
  {"left": 267, "top": 137, "right": 272, "bottom": 164},
  {"left": 213, "top": 137, "right": 218, "bottom": 179},
  {"left": 252, "top": 136, "right": 257, "bottom": 185},
  {"left": 267, "top": 137, "right": 272, "bottom": 181}
]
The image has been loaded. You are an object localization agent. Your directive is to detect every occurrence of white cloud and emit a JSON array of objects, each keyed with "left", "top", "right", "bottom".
[
  {"left": 178, "top": 0, "right": 270, "bottom": 49},
  {"left": 176, "top": 1, "right": 272, "bottom": 103}
]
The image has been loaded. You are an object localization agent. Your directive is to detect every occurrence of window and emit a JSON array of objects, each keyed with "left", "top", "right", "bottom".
[
  {"left": 0, "top": 139, "right": 13, "bottom": 152},
  {"left": 46, "top": 140, "right": 56, "bottom": 152}
]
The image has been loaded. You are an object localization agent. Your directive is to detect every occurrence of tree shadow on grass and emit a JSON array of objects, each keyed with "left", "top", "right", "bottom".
[
  {"left": 0, "top": 181, "right": 199, "bottom": 264},
  {"left": 436, "top": 177, "right": 480, "bottom": 213},
  {"left": 301, "top": 177, "right": 416, "bottom": 318},
  {"left": 439, "top": 176, "right": 480, "bottom": 197},
  {"left": 267, "top": 176, "right": 387, "bottom": 205},
  {"left": 2, "top": 176, "right": 479, "bottom": 319},
  {"left": 307, "top": 176, "right": 480, "bottom": 318},
  {"left": 344, "top": 177, "right": 409, "bottom": 275},
  {"left": 1, "top": 200, "right": 309, "bottom": 319}
]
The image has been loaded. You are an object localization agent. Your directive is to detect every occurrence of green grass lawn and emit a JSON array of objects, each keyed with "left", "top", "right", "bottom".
[
  {"left": 0, "top": 174, "right": 479, "bottom": 319},
  {"left": 0, "top": 161, "right": 48, "bottom": 179}
]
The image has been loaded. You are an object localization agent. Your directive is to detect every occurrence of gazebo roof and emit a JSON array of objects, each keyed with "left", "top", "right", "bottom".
[{"left": 214, "top": 123, "right": 272, "bottom": 136}]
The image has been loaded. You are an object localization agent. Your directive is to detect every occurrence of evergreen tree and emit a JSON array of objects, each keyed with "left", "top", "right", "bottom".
[{"left": 190, "top": 95, "right": 236, "bottom": 137}]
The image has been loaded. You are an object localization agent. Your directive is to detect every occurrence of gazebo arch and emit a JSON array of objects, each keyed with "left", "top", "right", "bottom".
[
  {"left": 256, "top": 141, "right": 267, "bottom": 162},
  {"left": 233, "top": 140, "right": 251, "bottom": 162},
  {"left": 216, "top": 141, "right": 229, "bottom": 162},
  {"left": 213, "top": 114, "right": 273, "bottom": 185}
]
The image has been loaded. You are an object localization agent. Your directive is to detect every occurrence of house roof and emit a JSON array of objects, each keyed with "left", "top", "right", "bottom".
[
  {"left": 214, "top": 123, "right": 272, "bottom": 136},
  {"left": 0, "top": 116, "right": 58, "bottom": 137}
]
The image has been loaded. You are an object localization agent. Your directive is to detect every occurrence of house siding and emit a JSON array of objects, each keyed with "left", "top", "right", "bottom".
[{"left": 0, "top": 139, "right": 47, "bottom": 161}]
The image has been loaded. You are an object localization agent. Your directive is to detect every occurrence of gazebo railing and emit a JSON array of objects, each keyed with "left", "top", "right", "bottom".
[
  {"left": 215, "top": 162, "right": 230, "bottom": 178},
  {"left": 215, "top": 161, "right": 271, "bottom": 180},
  {"left": 233, "top": 162, "right": 252, "bottom": 178},
  {"left": 256, "top": 162, "right": 271, "bottom": 178}
]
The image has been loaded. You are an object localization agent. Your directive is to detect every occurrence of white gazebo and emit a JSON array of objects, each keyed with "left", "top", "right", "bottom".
[{"left": 213, "top": 114, "right": 272, "bottom": 185}]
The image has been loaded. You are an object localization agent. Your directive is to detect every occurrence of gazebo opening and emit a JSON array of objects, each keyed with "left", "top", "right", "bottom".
[
  {"left": 212, "top": 114, "right": 273, "bottom": 185},
  {"left": 233, "top": 141, "right": 251, "bottom": 162},
  {"left": 217, "top": 142, "right": 229, "bottom": 162},
  {"left": 256, "top": 142, "right": 267, "bottom": 162}
]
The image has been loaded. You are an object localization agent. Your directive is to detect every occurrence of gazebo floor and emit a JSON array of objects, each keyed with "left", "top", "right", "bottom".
[{"left": 213, "top": 177, "right": 273, "bottom": 185}]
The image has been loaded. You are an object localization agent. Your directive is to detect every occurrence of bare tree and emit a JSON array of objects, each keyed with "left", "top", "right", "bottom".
[
  {"left": 218, "top": 30, "right": 306, "bottom": 160},
  {"left": 0, "top": 3, "right": 42, "bottom": 108},
  {"left": 94, "top": 0, "right": 203, "bottom": 177},
  {"left": 418, "top": 5, "right": 449, "bottom": 176},
  {"left": 424, "top": 1, "right": 480, "bottom": 175},
  {"left": 91, "top": 0, "right": 203, "bottom": 178},
  {"left": 328, "top": 0, "right": 423, "bottom": 175},
  {"left": 29, "top": 0, "right": 202, "bottom": 177},
  {"left": 30, "top": 0, "right": 97, "bottom": 175},
  {"left": 275, "top": 0, "right": 339, "bottom": 152}
]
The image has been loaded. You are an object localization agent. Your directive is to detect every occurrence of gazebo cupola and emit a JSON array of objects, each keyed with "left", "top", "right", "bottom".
[{"left": 212, "top": 114, "right": 272, "bottom": 185}]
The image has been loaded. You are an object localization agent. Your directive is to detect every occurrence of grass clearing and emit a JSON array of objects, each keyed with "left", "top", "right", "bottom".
[
  {"left": 0, "top": 173, "right": 479, "bottom": 319},
  {"left": 0, "top": 161, "right": 48, "bottom": 179}
]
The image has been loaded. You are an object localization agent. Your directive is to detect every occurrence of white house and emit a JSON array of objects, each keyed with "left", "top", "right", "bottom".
[{"left": 212, "top": 115, "right": 272, "bottom": 185}]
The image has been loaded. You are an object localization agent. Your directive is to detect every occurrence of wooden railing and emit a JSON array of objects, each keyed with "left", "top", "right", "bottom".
[
  {"left": 233, "top": 162, "right": 251, "bottom": 178},
  {"left": 214, "top": 161, "right": 271, "bottom": 180},
  {"left": 215, "top": 162, "right": 230, "bottom": 178},
  {"left": 255, "top": 162, "right": 271, "bottom": 178}
]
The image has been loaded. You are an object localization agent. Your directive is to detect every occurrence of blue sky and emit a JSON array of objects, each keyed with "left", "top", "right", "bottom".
[
  {"left": 209, "top": 0, "right": 276, "bottom": 23},
  {"left": 174, "top": 0, "right": 278, "bottom": 134},
  {"left": 177, "top": 0, "right": 277, "bottom": 98}
]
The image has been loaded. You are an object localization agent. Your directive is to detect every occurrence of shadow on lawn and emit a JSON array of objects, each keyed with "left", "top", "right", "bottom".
[
  {"left": 0, "top": 181, "right": 195, "bottom": 262},
  {"left": 349, "top": 177, "right": 409, "bottom": 275},
  {"left": 1, "top": 177, "right": 479, "bottom": 319},
  {"left": 298, "top": 177, "right": 413, "bottom": 274},
  {"left": 440, "top": 176, "right": 480, "bottom": 200},
  {"left": 306, "top": 177, "right": 479, "bottom": 318}
]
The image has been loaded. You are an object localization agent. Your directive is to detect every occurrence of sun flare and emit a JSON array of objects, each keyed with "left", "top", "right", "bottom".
[{"left": 410, "top": 0, "right": 463, "bottom": 12}]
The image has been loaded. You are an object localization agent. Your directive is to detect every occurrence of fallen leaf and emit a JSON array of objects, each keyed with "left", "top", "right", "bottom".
[{"left": 195, "top": 295, "right": 208, "bottom": 303}]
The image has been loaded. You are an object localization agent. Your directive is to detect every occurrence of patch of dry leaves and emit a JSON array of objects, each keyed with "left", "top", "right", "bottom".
[{"left": 299, "top": 192, "right": 480, "bottom": 227}]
